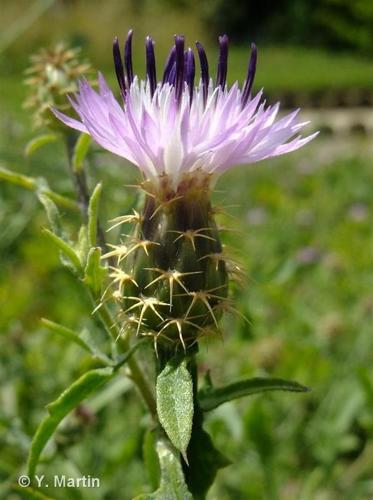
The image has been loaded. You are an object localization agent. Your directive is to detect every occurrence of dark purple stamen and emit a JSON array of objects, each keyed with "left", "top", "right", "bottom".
[
  {"left": 124, "top": 29, "right": 134, "bottom": 86},
  {"left": 241, "top": 43, "right": 257, "bottom": 107},
  {"left": 196, "top": 41, "right": 209, "bottom": 106},
  {"left": 113, "top": 36, "right": 126, "bottom": 99},
  {"left": 216, "top": 34, "right": 229, "bottom": 89},
  {"left": 146, "top": 36, "right": 157, "bottom": 97},
  {"left": 174, "top": 35, "right": 185, "bottom": 104},
  {"left": 162, "top": 46, "right": 176, "bottom": 85},
  {"left": 184, "top": 48, "right": 195, "bottom": 102}
]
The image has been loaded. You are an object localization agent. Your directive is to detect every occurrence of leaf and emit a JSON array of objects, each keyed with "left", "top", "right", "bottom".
[
  {"left": 88, "top": 182, "right": 102, "bottom": 247},
  {"left": 135, "top": 436, "right": 192, "bottom": 500},
  {"left": 83, "top": 247, "right": 107, "bottom": 295},
  {"left": 72, "top": 133, "right": 91, "bottom": 172},
  {"left": 37, "top": 192, "right": 62, "bottom": 236},
  {"left": 199, "top": 377, "right": 310, "bottom": 411},
  {"left": 42, "top": 228, "right": 82, "bottom": 273},
  {"left": 0, "top": 165, "right": 79, "bottom": 211},
  {"left": 156, "top": 359, "right": 194, "bottom": 461},
  {"left": 41, "top": 318, "right": 114, "bottom": 365},
  {"left": 12, "top": 486, "right": 52, "bottom": 499},
  {"left": 76, "top": 224, "right": 89, "bottom": 265},
  {"left": 41, "top": 318, "right": 92, "bottom": 352},
  {"left": 143, "top": 429, "right": 161, "bottom": 491},
  {"left": 25, "top": 134, "right": 57, "bottom": 157},
  {"left": 184, "top": 413, "right": 230, "bottom": 499},
  {"left": 27, "top": 367, "right": 114, "bottom": 478}
]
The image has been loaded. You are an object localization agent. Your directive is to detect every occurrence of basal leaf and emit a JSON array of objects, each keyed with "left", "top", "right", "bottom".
[
  {"left": 27, "top": 367, "right": 114, "bottom": 478},
  {"left": 199, "top": 377, "right": 310, "bottom": 411},
  {"left": 135, "top": 436, "right": 192, "bottom": 500},
  {"left": 156, "top": 359, "right": 194, "bottom": 460}
]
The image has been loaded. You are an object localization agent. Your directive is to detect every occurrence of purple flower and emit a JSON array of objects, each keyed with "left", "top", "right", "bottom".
[{"left": 54, "top": 31, "right": 317, "bottom": 189}]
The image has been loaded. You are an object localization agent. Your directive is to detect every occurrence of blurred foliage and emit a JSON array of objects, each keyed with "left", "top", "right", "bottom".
[{"left": 198, "top": 0, "right": 373, "bottom": 54}]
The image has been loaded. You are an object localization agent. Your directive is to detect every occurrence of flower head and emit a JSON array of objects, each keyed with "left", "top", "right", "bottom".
[{"left": 54, "top": 31, "right": 316, "bottom": 191}]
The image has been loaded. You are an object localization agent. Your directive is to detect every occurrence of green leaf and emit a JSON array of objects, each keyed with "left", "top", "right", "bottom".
[
  {"left": 42, "top": 228, "right": 82, "bottom": 273},
  {"left": 184, "top": 413, "right": 230, "bottom": 499},
  {"left": 37, "top": 192, "right": 62, "bottom": 236},
  {"left": 76, "top": 224, "right": 89, "bottom": 266},
  {"left": 25, "top": 134, "right": 57, "bottom": 157},
  {"left": 41, "top": 318, "right": 92, "bottom": 352},
  {"left": 83, "top": 247, "right": 107, "bottom": 295},
  {"left": 0, "top": 165, "right": 79, "bottom": 212},
  {"left": 199, "top": 377, "right": 310, "bottom": 411},
  {"left": 41, "top": 318, "right": 114, "bottom": 365},
  {"left": 27, "top": 367, "right": 114, "bottom": 478},
  {"left": 72, "top": 133, "right": 91, "bottom": 172},
  {"left": 12, "top": 486, "right": 53, "bottom": 499},
  {"left": 143, "top": 429, "right": 161, "bottom": 491},
  {"left": 88, "top": 182, "right": 102, "bottom": 247},
  {"left": 135, "top": 436, "right": 192, "bottom": 500},
  {"left": 156, "top": 359, "right": 194, "bottom": 461}
]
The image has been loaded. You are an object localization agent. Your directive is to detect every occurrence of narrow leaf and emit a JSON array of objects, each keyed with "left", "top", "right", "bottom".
[
  {"left": 41, "top": 318, "right": 91, "bottom": 352},
  {"left": 72, "top": 133, "right": 91, "bottom": 172},
  {"left": 83, "top": 247, "right": 107, "bottom": 295},
  {"left": 25, "top": 134, "right": 57, "bottom": 157},
  {"left": 88, "top": 182, "right": 102, "bottom": 247},
  {"left": 135, "top": 436, "right": 192, "bottom": 500},
  {"left": 199, "top": 377, "right": 310, "bottom": 411},
  {"left": 156, "top": 359, "right": 194, "bottom": 460},
  {"left": 27, "top": 367, "right": 114, "bottom": 478},
  {"left": 37, "top": 193, "right": 62, "bottom": 235},
  {"left": 42, "top": 228, "right": 82, "bottom": 272},
  {"left": 41, "top": 318, "right": 113, "bottom": 365},
  {"left": 0, "top": 165, "right": 79, "bottom": 211}
]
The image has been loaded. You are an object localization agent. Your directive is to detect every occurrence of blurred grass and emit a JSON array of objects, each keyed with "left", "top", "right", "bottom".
[{"left": 1, "top": 1, "right": 373, "bottom": 499}]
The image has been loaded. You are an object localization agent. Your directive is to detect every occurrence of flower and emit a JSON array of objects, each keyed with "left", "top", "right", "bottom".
[{"left": 53, "top": 31, "right": 317, "bottom": 190}]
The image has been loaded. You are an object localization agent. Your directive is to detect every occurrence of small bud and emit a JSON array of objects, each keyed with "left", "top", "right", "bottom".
[{"left": 24, "top": 43, "right": 94, "bottom": 129}]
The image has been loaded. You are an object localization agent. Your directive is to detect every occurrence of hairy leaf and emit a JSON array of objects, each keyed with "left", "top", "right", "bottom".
[
  {"left": 199, "top": 377, "right": 310, "bottom": 411},
  {"left": 156, "top": 359, "right": 194, "bottom": 460},
  {"left": 135, "top": 436, "right": 192, "bottom": 500},
  {"left": 42, "top": 227, "right": 82, "bottom": 273},
  {"left": 27, "top": 368, "right": 114, "bottom": 478},
  {"left": 84, "top": 247, "right": 107, "bottom": 296}
]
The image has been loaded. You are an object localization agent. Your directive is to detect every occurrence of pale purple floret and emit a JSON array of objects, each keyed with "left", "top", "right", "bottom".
[{"left": 53, "top": 30, "right": 317, "bottom": 188}]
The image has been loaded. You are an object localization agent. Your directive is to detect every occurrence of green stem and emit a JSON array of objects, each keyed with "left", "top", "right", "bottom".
[
  {"left": 0, "top": 165, "right": 79, "bottom": 212},
  {"left": 91, "top": 296, "right": 157, "bottom": 419}
]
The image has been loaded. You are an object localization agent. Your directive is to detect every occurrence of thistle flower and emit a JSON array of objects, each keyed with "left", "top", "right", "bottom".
[{"left": 54, "top": 31, "right": 317, "bottom": 352}]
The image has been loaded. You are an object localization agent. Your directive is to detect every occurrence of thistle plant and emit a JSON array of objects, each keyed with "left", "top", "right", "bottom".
[{"left": 3, "top": 31, "right": 317, "bottom": 499}]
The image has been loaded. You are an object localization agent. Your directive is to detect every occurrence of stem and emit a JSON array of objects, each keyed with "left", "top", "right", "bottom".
[
  {"left": 91, "top": 295, "right": 157, "bottom": 419},
  {"left": 0, "top": 165, "right": 79, "bottom": 212},
  {"left": 65, "top": 137, "right": 107, "bottom": 251}
]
